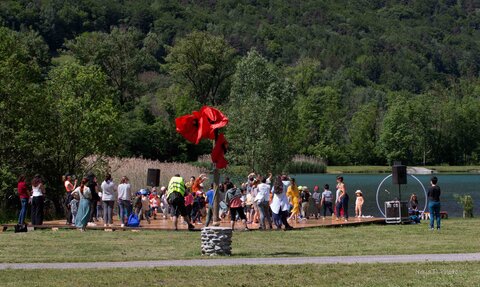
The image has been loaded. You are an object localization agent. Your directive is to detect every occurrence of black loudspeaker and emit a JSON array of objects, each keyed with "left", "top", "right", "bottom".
[
  {"left": 392, "top": 165, "right": 407, "bottom": 185},
  {"left": 147, "top": 169, "right": 160, "bottom": 187}
]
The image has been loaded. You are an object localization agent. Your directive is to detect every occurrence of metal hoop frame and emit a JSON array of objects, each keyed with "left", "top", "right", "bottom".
[{"left": 376, "top": 174, "right": 427, "bottom": 217}]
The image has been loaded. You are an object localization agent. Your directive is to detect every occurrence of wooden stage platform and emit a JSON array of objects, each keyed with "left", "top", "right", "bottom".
[{"left": 2, "top": 216, "right": 384, "bottom": 232}]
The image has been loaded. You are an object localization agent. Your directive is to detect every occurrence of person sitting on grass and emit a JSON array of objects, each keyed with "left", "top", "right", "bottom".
[{"left": 225, "top": 182, "right": 249, "bottom": 231}]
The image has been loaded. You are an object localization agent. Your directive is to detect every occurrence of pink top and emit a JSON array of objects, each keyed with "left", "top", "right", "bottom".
[{"left": 184, "top": 193, "right": 194, "bottom": 206}]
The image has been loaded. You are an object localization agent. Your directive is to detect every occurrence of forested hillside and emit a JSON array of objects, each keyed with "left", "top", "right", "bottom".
[{"left": 2, "top": 0, "right": 480, "bottom": 183}]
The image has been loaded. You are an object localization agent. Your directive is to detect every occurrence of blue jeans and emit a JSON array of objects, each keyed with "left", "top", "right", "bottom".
[
  {"left": 103, "top": 201, "right": 114, "bottom": 224},
  {"left": 258, "top": 201, "right": 272, "bottom": 229},
  {"left": 18, "top": 198, "right": 28, "bottom": 224},
  {"left": 429, "top": 201, "right": 441, "bottom": 229},
  {"left": 118, "top": 199, "right": 132, "bottom": 225}
]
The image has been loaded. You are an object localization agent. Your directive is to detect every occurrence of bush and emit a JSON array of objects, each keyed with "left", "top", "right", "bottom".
[{"left": 454, "top": 194, "right": 474, "bottom": 218}]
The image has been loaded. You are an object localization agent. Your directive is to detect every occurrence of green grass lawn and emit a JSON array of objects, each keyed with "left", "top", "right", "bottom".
[
  {"left": 0, "top": 262, "right": 478, "bottom": 286},
  {"left": 0, "top": 219, "right": 479, "bottom": 263},
  {"left": 327, "top": 165, "right": 480, "bottom": 174}
]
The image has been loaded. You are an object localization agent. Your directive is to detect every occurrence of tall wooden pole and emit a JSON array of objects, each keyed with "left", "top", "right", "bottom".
[
  {"left": 212, "top": 129, "right": 221, "bottom": 226},
  {"left": 212, "top": 168, "right": 221, "bottom": 225}
]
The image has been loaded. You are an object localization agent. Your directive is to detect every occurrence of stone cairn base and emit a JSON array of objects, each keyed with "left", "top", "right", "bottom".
[{"left": 201, "top": 227, "right": 232, "bottom": 256}]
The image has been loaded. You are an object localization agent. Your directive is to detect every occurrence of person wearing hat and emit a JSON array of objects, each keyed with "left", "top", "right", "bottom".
[{"left": 355, "top": 190, "right": 364, "bottom": 218}]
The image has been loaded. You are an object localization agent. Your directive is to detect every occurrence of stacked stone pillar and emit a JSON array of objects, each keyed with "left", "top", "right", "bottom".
[{"left": 201, "top": 227, "right": 232, "bottom": 256}]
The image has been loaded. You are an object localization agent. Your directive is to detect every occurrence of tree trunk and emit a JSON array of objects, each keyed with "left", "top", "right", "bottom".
[{"left": 212, "top": 167, "right": 221, "bottom": 225}]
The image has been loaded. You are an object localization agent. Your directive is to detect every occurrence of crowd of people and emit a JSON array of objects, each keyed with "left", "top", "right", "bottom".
[{"left": 15, "top": 172, "right": 442, "bottom": 232}]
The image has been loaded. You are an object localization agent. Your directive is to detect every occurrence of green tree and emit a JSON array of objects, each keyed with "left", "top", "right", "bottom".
[
  {"left": 65, "top": 27, "right": 159, "bottom": 108},
  {"left": 227, "top": 50, "right": 297, "bottom": 173},
  {"left": 165, "top": 31, "right": 236, "bottom": 105},
  {"left": 0, "top": 27, "right": 51, "bottom": 218},
  {"left": 301, "top": 86, "right": 347, "bottom": 165},
  {"left": 348, "top": 103, "right": 380, "bottom": 165},
  {"left": 378, "top": 92, "right": 432, "bottom": 165},
  {"left": 44, "top": 61, "right": 120, "bottom": 177}
]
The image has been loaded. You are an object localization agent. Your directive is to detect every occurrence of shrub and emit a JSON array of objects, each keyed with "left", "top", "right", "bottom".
[{"left": 454, "top": 194, "right": 474, "bottom": 218}]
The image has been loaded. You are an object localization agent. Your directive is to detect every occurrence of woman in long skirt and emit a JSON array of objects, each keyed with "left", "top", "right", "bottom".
[{"left": 74, "top": 178, "right": 92, "bottom": 231}]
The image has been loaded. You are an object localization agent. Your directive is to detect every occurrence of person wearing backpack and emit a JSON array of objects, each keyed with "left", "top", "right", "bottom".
[
  {"left": 225, "top": 182, "right": 249, "bottom": 231},
  {"left": 167, "top": 174, "right": 194, "bottom": 231}
]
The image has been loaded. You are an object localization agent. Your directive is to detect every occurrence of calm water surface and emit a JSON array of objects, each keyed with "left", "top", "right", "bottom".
[{"left": 289, "top": 173, "right": 480, "bottom": 218}]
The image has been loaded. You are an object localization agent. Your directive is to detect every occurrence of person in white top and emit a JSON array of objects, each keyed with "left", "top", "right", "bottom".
[
  {"left": 117, "top": 176, "right": 132, "bottom": 227},
  {"left": 255, "top": 176, "right": 273, "bottom": 230},
  {"left": 31, "top": 175, "right": 46, "bottom": 225},
  {"left": 101, "top": 174, "right": 116, "bottom": 226},
  {"left": 270, "top": 175, "right": 293, "bottom": 230}
]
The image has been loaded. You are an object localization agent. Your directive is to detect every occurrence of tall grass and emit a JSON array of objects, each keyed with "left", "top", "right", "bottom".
[
  {"left": 286, "top": 155, "right": 327, "bottom": 174},
  {"left": 84, "top": 156, "right": 206, "bottom": 192}
]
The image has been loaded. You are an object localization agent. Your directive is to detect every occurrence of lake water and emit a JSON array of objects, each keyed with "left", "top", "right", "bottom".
[{"left": 289, "top": 173, "right": 480, "bottom": 218}]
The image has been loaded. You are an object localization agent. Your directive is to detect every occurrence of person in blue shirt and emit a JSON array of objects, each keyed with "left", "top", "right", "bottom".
[{"left": 205, "top": 183, "right": 215, "bottom": 227}]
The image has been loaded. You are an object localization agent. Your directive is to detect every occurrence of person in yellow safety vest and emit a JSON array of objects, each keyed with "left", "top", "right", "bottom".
[{"left": 167, "top": 174, "right": 194, "bottom": 231}]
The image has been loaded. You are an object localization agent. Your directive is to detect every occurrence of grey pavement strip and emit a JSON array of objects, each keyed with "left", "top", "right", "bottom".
[{"left": 1, "top": 253, "right": 480, "bottom": 270}]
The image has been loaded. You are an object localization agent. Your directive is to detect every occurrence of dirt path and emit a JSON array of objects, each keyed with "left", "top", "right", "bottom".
[{"left": 1, "top": 253, "right": 479, "bottom": 270}]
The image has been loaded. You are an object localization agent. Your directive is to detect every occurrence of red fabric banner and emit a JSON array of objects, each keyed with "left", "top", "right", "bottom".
[
  {"left": 211, "top": 133, "right": 228, "bottom": 169},
  {"left": 175, "top": 106, "right": 229, "bottom": 144}
]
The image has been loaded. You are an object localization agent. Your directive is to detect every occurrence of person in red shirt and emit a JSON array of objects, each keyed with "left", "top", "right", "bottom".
[
  {"left": 17, "top": 175, "right": 30, "bottom": 225},
  {"left": 225, "top": 182, "right": 249, "bottom": 231}
]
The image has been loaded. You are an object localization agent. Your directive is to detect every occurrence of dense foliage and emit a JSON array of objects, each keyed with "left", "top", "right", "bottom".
[{"left": 2, "top": 0, "right": 480, "bottom": 217}]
